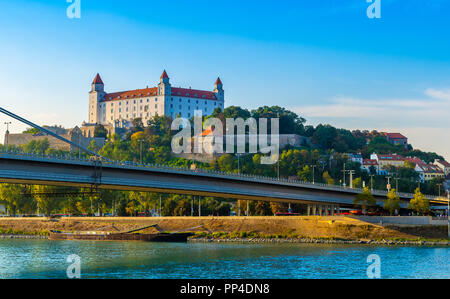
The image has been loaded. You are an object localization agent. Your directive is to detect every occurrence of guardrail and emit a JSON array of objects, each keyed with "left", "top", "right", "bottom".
[{"left": 0, "top": 150, "right": 442, "bottom": 201}]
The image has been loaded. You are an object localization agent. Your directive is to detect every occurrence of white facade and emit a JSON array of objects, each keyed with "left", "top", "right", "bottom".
[{"left": 89, "top": 71, "right": 225, "bottom": 125}]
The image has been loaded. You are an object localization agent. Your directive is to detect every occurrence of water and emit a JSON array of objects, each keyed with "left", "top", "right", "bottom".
[{"left": 0, "top": 239, "right": 448, "bottom": 279}]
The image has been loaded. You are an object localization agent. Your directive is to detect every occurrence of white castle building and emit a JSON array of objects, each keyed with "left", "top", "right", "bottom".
[{"left": 88, "top": 71, "right": 225, "bottom": 126}]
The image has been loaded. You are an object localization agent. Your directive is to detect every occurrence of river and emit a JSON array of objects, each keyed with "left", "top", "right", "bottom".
[{"left": 0, "top": 239, "right": 448, "bottom": 279}]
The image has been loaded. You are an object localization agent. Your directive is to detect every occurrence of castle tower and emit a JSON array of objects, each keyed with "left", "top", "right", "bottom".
[
  {"left": 214, "top": 77, "right": 224, "bottom": 102},
  {"left": 89, "top": 73, "right": 105, "bottom": 124},
  {"left": 158, "top": 70, "right": 171, "bottom": 96}
]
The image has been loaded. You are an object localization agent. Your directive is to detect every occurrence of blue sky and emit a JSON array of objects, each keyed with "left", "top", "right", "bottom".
[{"left": 0, "top": 0, "right": 449, "bottom": 160}]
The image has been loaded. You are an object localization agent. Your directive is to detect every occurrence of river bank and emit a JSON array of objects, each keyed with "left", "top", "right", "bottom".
[{"left": 0, "top": 216, "right": 448, "bottom": 245}]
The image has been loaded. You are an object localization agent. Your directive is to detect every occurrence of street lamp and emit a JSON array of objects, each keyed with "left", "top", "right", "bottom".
[
  {"left": 437, "top": 183, "right": 443, "bottom": 197},
  {"left": 386, "top": 176, "right": 392, "bottom": 191},
  {"left": 237, "top": 153, "right": 242, "bottom": 175},
  {"left": 4, "top": 122, "right": 11, "bottom": 147},
  {"left": 369, "top": 175, "right": 374, "bottom": 191},
  {"left": 394, "top": 177, "right": 399, "bottom": 192},
  {"left": 309, "top": 165, "right": 317, "bottom": 184}
]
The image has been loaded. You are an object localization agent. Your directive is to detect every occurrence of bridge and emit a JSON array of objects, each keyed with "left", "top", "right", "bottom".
[
  {"left": 0, "top": 152, "right": 447, "bottom": 215},
  {"left": 0, "top": 106, "right": 447, "bottom": 216}
]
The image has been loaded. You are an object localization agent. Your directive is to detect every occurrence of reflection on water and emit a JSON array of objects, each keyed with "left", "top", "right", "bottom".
[{"left": 0, "top": 239, "right": 448, "bottom": 279}]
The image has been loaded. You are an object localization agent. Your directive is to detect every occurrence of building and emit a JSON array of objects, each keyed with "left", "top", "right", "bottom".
[
  {"left": 415, "top": 163, "right": 445, "bottom": 182},
  {"left": 434, "top": 159, "right": 450, "bottom": 176},
  {"left": 370, "top": 153, "right": 405, "bottom": 174},
  {"left": 347, "top": 153, "right": 363, "bottom": 165},
  {"left": 362, "top": 159, "right": 379, "bottom": 174},
  {"left": 383, "top": 132, "right": 408, "bottom": 147},
  {"left": 89, "top": 71, "right": 225, "bottom": 126},
  {"left": 4, "top": 126, "right": 105, "bottom": 152},
  {"left": 405, "top": 157, "right": 445, "bottom": 182}
]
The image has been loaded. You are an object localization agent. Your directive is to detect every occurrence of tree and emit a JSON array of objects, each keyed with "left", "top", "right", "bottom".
[
  {"left": 0, "top": 184, "right": 33, "bottom": 216},
  {"left": 352, "top": 177, "right": 362, "bottom": 189},
  {"left": 384, "top": 189, "right": 400, "bottom": 216},
  {"left": 94, "top": 124, "right": 108, "bottom": 138},
  {"left": 297, "top": 165, "right": 311, "bottom": 182},
  {"left": 322, "top": 171, "right": 335, "bottom": 185},
  {"left": 409, "top": 188, "right": 430, "bottom": 215},
  {"left": 254, "top": 201, "right": 272, "bottom": 216},
  {"left": 354, "top": 187, "right": 376, "bottom": 214},
  {"left": 32, "top": 185, "right": 63, "bottom": 216}
]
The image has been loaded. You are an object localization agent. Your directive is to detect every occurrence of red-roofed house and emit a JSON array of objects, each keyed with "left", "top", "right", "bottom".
[
  {"left": 370, "top": 153, "right": 405, "bottom": 174},
  {"left": 362, "top": 159, "right": 379, "bottom": 174},
  {"left": 383, "top": 132, "right": 408, "bottom": 147},
  {"left": 88, "top": 71, "right": 225, "bottom": 125},
  {"left": 434, "top": 159, "right": 450, "bottom": 176}
]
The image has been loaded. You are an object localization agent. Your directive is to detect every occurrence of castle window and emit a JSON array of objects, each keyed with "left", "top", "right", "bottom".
[
  {"left": 188, "top": 99, "right": 190, "bottom": 103},
  {"left": 155, "top": 104, "right": 158, "bottom": 109},
  {"left": 155, "top": 98, "right": 158, "bottom": 102},
  {"left": 170, "top": 104, "right": 173, "bottom": 108}
]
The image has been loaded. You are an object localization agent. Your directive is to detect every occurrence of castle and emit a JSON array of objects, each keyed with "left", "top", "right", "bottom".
[{"left": 88, "top": 71, "right": 225, "bottom": 126}]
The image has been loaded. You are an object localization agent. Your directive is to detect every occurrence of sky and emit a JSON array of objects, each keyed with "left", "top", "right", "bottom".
[{"left": 0, "top": 0, "right": 449, "bottom": 160}]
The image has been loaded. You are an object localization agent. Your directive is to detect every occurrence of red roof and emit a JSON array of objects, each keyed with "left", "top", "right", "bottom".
[
  {"left": 92, "top": 73, "right": 103, "bottom": 84},
  {"left": 102, "top": 87, "right": 217, "bottom": 102},
  {"left": 161, "top": 70, "right": 169, "bottom": 79},
  {"left": 363, "top": 159, "right": 378, "bottom": 166},
  {"left": 103, "top": 87, "right": 158, "bottom": 102},
  {"left": 215, "top": 77, "right": 222, "bottom": 85},
  {"left": 384, "top": 132, "right": 407, "bottom": 140},
  {"left": 171, "top": 87, "right": 217, "bottom": 100},
  {"left": 436, "top": 160, "right": 450, "bottom": 167},
  {"left": 405, "top": 157, "right": 425, "bottom": 166},
  {"left": 416, "top": 164, "right": 444, "bottom": 174},
  {"left": 201, "top": 128, "right": 213, "bottom": 136}
]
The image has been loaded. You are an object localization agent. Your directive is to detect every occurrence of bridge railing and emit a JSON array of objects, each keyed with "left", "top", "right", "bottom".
[{"left": 0, "top": 150, "right": 440, "bottom": 201}]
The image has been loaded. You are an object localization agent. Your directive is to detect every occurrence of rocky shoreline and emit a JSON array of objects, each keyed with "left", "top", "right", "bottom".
[
  {"left": 0, "top": 234, "right": 48, "bottom": 240},
  {"left": 189, "top": 237, "right": 450, "bottom": 246},
  {"left": 1, "top": 233, "right": 448, "bottom": 246}
]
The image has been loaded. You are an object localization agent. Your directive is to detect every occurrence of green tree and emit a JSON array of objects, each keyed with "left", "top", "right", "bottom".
[
  {"left": 94, "top": 124, "right": 108, "bottom": 138},
  {"left": 32, "top": 185, "right": 63, "bottom": 216},
  {"left": 384, "top": 189, "right": 400, "bottom": 216},
  {"left": 354, "top": 187, "right": 376, "bottom": 214}
]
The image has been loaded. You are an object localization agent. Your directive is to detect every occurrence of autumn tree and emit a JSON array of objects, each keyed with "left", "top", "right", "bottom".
[
  {"left": 384, "top": 189, "right": 400, "bottom": 216},
  {"left": 409, "top": 188, "right": 430, "bottom": 215}
]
